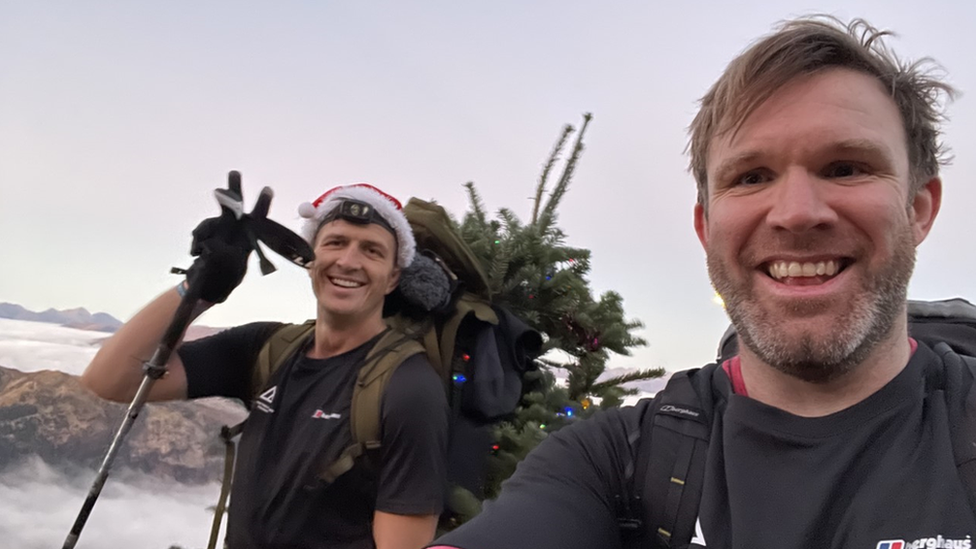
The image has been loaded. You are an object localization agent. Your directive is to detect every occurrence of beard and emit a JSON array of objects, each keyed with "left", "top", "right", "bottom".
[{"left": 708, "top": 223, "right": 916, "bottom": 384}]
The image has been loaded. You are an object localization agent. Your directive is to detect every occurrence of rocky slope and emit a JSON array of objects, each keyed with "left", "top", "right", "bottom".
[{"left": 0, "top": 365, "right": 246, "bottom": 484}]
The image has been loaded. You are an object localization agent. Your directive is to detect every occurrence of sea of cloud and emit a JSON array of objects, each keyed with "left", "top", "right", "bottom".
[
  {"left": 0, "top": 318, "right": 225, "bottom": 549},
  {"left": 0, "top": 457, "right": 224, "bottom": 549},
  {"left": 0, "top": 318, "right": 107, "bottom": 376}
]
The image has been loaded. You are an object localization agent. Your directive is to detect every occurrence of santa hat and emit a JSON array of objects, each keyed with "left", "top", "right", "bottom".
[{"left": 298, "top": 183, "right": 416, "bottom": 268}]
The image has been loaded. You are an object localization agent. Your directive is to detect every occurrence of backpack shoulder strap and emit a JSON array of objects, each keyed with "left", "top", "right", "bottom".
[
  {"left": 932, "top": 343, "right": 976, "bottom": 515},
  {"left": 958, "top": 354, "right": 976, "bottom": 518},
  {"left": 437, "top": 293, "right": 498, "bottom": 372},
  {"left": 626, "top": 364, "right": 718, "bottom": 549},
  {"left": 251, "top": 320, "right": 316, "bottom": 399},
  {"left": 317, "top": 329, "right": 426, "bottom": 483}
]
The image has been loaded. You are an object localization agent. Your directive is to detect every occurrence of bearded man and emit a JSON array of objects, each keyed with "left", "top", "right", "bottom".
[{"left": 430, "top": 15, "right": 969, "bottom": 549}]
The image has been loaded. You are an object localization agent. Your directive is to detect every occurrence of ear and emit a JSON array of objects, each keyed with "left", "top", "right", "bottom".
[
  {"left": 694, "top": 203, "right": 709, "bottom": 250},
  {"left": 385, "top": 267, "right": 402, "bottom": 295},
  {"left": 910, "top": 177, "right": 942, "bottom": 245}
]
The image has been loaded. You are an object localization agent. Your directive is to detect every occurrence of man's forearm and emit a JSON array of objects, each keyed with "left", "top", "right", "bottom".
[
  {"left": 373, "top": 511, "right": 438, "bottom": 549},
  {"left": 80, "top": 284, "right": 207, "bottom": 402}
]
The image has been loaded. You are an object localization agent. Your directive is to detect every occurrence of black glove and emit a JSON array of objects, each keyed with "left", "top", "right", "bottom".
[{"left": 185, "top": 210, "right": 252, "bottom": 303}]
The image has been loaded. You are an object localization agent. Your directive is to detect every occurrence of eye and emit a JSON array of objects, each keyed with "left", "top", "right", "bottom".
[
  {"left": 365, "top": 246, "right": 384, "bottom": 258},
  {"left": 822, "top": 162, "right": 866, "bottom": 178},
  {"left": 733, "top": 169, "right": 771, "bottom": 187}
]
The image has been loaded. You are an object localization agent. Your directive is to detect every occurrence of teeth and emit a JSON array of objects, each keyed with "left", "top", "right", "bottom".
[
  {"left": 330, "top": 278, "right": 364, "bottom": 288},
  {"left": 768, "top": 260, "right": 840, "bottom": 280}
]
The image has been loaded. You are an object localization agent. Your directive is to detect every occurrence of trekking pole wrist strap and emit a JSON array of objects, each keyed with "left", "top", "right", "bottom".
[{"left": 175, "top": 281, "right": 214, "bottom": 316}]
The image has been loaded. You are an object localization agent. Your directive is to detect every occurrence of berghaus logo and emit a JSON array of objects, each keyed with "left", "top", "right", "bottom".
[
  {"left": 660, "top": 404, "right": 701, "bottom": 418},
  {"left": 877, "top": 535, "right": 972, "bottom": 549}
]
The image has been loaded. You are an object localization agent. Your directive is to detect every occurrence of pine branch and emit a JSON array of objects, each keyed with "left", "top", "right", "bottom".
[
  {"left": 464, "top": 181, "right": 488, "bottom": 229},
  {"left": 589, "top": 367, "right": 667, "bottom": 393},
  {"left": 535, "top": 356, "right": 570, "bottom": 369},
  {"left": 531, "top": 124, "right": 575, "bottom": 225},
  {"left": 488, "top": 241, "right": 512, "bottom": 295},
  {"left": 537, "top": 113, "right": 593, "bottom": 234},
  {"left": 497, "top": 207, "right": 523, "bottom": 234}
]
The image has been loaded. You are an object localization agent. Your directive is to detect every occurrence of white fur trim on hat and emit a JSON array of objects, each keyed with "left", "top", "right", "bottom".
[{"left": 298, "top": 184, "right": 416, "bottom": 268}]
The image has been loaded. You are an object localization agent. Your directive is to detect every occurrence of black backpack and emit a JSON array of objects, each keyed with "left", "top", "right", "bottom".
[{"left": 619, "top": 298, "right": 976, "bottom": 548}]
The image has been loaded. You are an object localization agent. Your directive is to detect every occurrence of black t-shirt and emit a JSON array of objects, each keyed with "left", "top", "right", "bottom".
[
  {"left": 179, "top": 322, "right": 449, "bottom": 549},
  {"left": 434, "top": 342, "right": 976, "bottom": 549}
]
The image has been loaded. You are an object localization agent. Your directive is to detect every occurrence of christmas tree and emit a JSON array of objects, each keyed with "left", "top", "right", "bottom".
[{"left": 450, "top": 113, "right": 665, "bottom": 517}]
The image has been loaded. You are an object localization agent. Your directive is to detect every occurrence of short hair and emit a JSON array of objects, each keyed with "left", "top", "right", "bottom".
[{"left": 688, "top": 15, "right": 956, "bottom": 205}]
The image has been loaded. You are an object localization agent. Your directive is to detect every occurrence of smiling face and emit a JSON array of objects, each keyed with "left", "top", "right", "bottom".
[
  {"left": 309, "top": 219, "right": 401, "bottom": 327},
  {"left": 695, "top": 68, "right": 941, "bottom": 382}
]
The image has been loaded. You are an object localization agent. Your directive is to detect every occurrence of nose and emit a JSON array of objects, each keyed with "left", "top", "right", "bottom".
[
  {"left": 765, "top": 168, "right": 838, "bottom": 233},
  {"left": 334, "top": 244, "right": 362, "bottom": 269}
]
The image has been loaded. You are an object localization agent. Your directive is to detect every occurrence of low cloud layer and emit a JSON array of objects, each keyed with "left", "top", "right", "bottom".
[
  {"left": 0, "top": 457, "right": 224, "bottom": 549},
  {"left": 0, "top": 319, "right": 105, "bottom": 376}
]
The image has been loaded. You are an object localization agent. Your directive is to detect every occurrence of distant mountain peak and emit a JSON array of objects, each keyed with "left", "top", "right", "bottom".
[{"left": 0, "top": 302, "right": 122, "bottom": 333}]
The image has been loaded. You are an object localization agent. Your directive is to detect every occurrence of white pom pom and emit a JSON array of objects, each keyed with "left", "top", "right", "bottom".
[{"left": 298, "top": 202, "right": 317, "bottom": 218}]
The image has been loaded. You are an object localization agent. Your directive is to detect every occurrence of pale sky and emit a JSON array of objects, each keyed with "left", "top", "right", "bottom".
[{"left": 3, "top": 1, "right": 975, "bottom": 373}]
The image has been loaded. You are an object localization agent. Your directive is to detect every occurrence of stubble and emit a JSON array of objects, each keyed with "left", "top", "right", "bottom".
[{"left": 709, "top": 223, "right": 916, "bottom": 383}]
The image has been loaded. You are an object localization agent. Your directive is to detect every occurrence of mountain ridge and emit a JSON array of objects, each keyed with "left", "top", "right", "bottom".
[{"left": 0, "top": 302, "right": 123, "bottom": 332}]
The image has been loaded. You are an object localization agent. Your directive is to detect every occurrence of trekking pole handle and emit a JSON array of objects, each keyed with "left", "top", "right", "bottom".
[{"left": 62, "top": 289, "right": 201, "bottom": 549}]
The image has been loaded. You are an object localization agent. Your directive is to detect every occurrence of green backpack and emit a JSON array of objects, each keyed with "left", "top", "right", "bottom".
[{"left": 208, "top": 198, "right": 541, "bottom": 548}]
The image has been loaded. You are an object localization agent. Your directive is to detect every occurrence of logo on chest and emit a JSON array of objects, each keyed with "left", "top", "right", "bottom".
[
  {"left": 877, "top": 536, "right": 972, "bottom": 549},
  {"left": 311, "top": 409, "right": 342, "bottom": 420},
  {"left": 690, "top": 516, "right": 707, "bottom": 547},
  {"left": 255, "top": 386, "right": 277, "bottom": 414}
]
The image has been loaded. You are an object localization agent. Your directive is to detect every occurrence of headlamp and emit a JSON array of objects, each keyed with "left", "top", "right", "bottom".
[{"left": 320, "top": 199, "right": 397, "bottom": 241}]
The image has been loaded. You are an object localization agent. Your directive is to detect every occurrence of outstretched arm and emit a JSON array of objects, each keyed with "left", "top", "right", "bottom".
[
  {"left": 431, "top": 404, "right": 644, "bottom": 549},
  {"left": 80, "top": 284, "right": 203, "bottom": 402}
]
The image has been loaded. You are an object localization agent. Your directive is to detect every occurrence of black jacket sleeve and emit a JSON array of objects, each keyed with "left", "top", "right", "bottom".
[
  {"left": 432, "top": 402, "right": 647, "bottom": 549},
  {"left": 177, "top": 321, "right": 283, "bottom": 401}
]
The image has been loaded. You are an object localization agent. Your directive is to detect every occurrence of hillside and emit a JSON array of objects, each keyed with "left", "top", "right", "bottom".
[{"left": 0, "top": 365, "right": 246, "bottom": 484}]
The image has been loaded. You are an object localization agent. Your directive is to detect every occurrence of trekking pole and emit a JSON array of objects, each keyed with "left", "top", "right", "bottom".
[
  {"left": 61, "top": 171, "right": 313, "bottom": 549},
  {"left": 62, "top": 285, "right": 202, "bottom": 549}
]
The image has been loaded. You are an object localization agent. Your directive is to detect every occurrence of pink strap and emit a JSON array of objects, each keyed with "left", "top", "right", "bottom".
[{"left": 722, "top": 356, "right": 748, "bottom": 396}]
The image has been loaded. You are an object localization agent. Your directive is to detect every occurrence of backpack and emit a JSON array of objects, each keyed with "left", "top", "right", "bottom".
[
  {"left": 207, "top": 198, "right": 542, "bottom": 549},
  {"left": 618, "top": 298, "right": 976, "bottom": 549}
]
